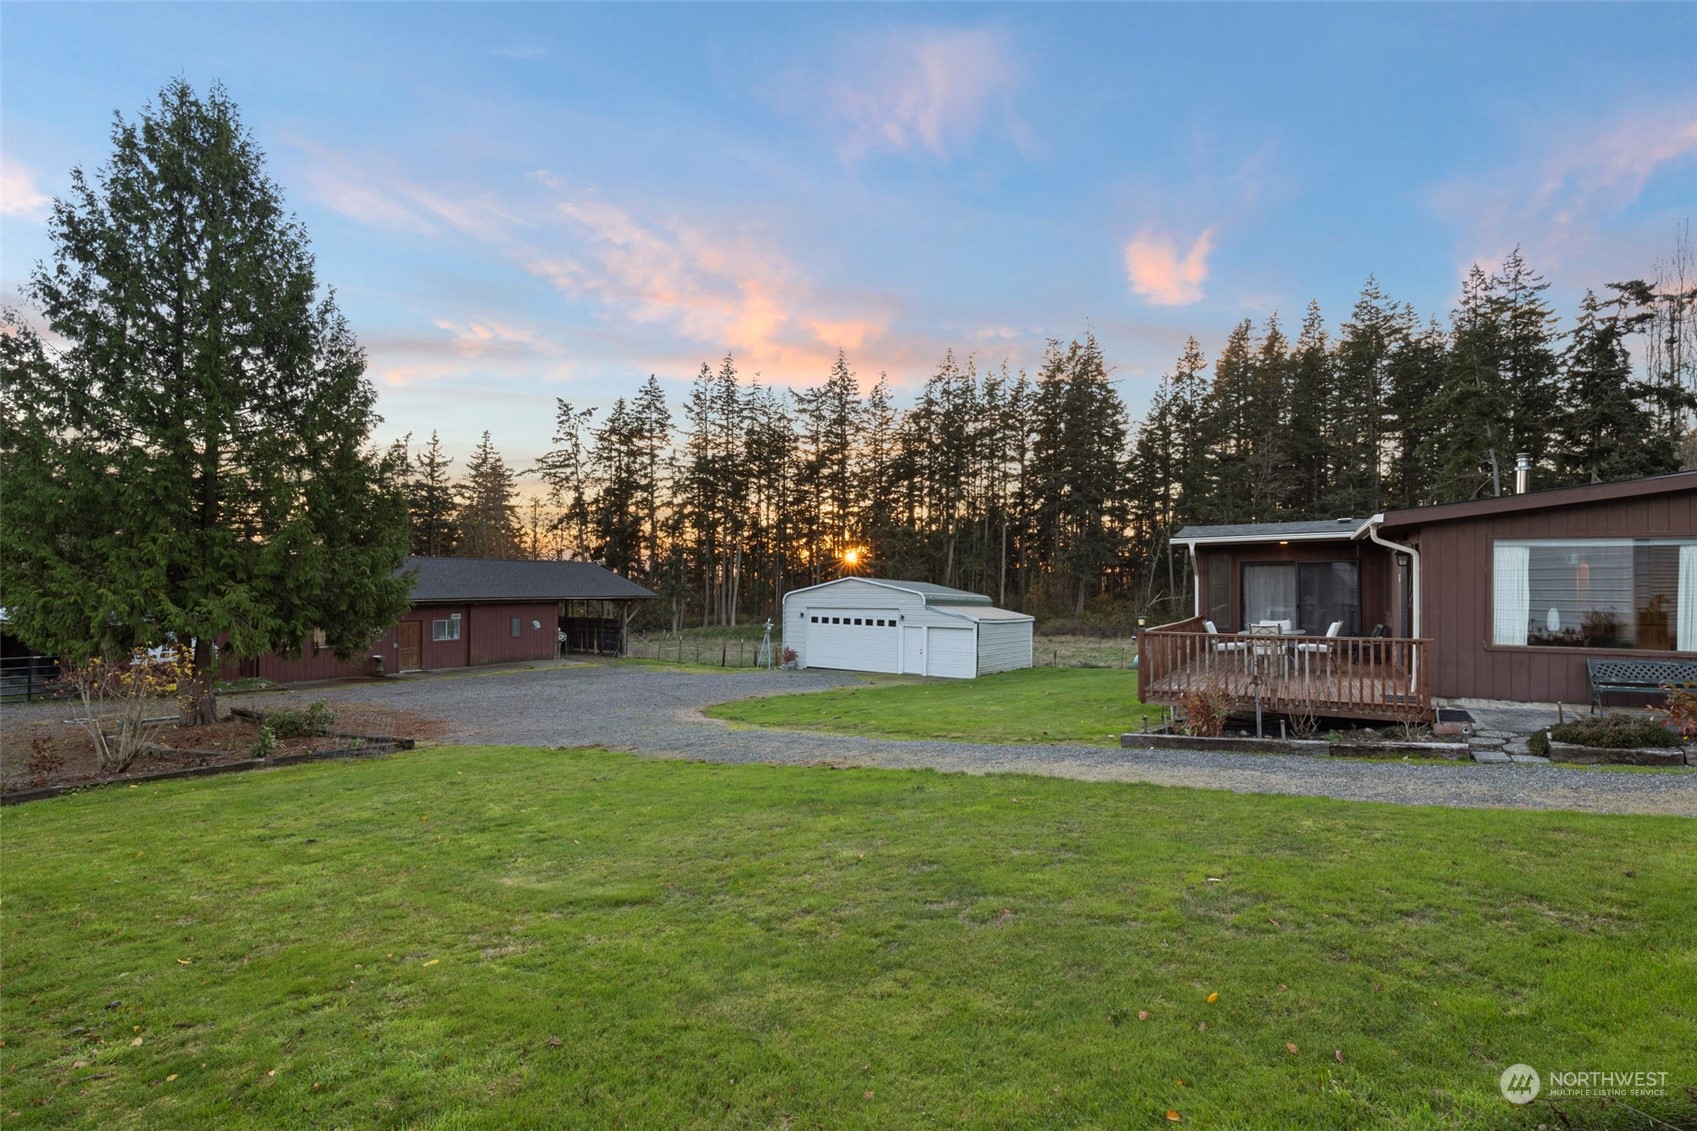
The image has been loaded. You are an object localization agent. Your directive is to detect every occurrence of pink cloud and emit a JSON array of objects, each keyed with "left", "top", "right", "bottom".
[
  {"left": 1430, "top": 106, "right": 1697, "bottom": 279},
  {"left": 796, "top": 27, "right": 1023, "bottom": 160},
  {"left": 1, "top": 157, "right": 52, "bottom": 219},
  {"left": 1124, "top": 227, "right": 1215, "bottom": 306}
]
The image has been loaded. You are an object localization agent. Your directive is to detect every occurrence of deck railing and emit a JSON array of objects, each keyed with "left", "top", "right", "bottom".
[{"left": 1137, "top": 621, "right": 1432, "bottom": 722}]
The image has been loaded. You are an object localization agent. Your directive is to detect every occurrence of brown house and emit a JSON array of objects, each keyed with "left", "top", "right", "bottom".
[
  {"left": 222, "top": 557, "right": 656, "bottom": 684},
  {"left": 1141, "top": 471, "right": 1697, "bottom": 718}
]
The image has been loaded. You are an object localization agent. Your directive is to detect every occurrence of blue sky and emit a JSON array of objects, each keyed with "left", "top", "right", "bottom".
[{"left": 4, "top": 3, "right": 1695, "bottom": 468}]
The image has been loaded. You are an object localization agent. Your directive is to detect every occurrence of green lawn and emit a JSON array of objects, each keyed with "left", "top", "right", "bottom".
[
  {"left": 3, "top": 749, "right": 1693, "bottom": 1129},
  {"left": 707, "top": 666, "right": 1164, "bottom": 745}
]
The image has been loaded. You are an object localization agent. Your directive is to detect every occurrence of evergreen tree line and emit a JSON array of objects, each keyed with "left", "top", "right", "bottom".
[{"left": 391, "top": 240, "right": 1697, "bottom": 629}]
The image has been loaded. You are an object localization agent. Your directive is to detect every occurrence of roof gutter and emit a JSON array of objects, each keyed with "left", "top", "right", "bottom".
[{"left": 1359, "top": 514, "right": 1420, "bottom": 637}]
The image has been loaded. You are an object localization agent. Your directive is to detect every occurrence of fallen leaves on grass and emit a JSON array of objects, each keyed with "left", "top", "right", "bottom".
[
  {"left": 1286, "top": 1042, "right": 1299, "bottom": 1054},
  {"left": 130, "top": 1037, "right": 142, "bottom": 1047},
  {"left": 422, "top": 959, "right": 439, "bottom": 968},
  {"left": 1206, "top": 992, "right": 1219, "bottom": 1004},
  {"left": 1334, "top": 1049, "right": 1345, "bottom": 1064},
  {"left": 1166, "top": 1111, "right": 1182, "bottom": 1122},
  {"left": 1138, "top": 1011, "right": 1149, "bottom": 1022}
]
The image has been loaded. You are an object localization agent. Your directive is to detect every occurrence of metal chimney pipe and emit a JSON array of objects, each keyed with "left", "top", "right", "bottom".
[{"left": 1514, "top": 453, "right": 1532, "bottom": 495}]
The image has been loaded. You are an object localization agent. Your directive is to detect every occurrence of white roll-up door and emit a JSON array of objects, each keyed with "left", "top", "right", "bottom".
[
  {"left": 803, "top": 609, "right": 901, "bottom": 673},
  {"left": 925, "top": 626, "right": 977, "bottom": 679}
]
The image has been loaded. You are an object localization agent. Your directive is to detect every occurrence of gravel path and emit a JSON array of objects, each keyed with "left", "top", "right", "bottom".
[{"left": 219, "top": 661, "right": 1697, "bottom": 818}]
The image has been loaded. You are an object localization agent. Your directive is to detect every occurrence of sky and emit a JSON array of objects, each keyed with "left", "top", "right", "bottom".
[{"left": 4, "top": 3, "right": 1696, "bottom": 469}]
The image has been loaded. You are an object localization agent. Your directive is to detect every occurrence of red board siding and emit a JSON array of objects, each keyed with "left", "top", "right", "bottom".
[
  {"left": 467, "top": 603, "right": 559, "bottom": 665},
  {"left": 1412, "top": 490, "right": 1697, "bottom": 704},
  {"left": 220, "top": 601, "right": 560, "bottom": 685}
]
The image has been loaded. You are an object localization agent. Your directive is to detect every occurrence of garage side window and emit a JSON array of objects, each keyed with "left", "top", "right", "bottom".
[{"left": 432, "top": 616, "right": 461, "bottom": 642}]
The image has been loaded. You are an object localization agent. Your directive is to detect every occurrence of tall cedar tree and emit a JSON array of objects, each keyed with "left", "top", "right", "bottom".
[{"left": 0, "top": 81, "right": 409, "bottom": 722}]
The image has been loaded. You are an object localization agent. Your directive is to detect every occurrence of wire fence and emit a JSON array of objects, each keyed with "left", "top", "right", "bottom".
[
  {"left": 626, "top": 634, "right": 776, "bottom": 668},
  {"left": 622, "top": 633, "right": 1143, "bottom": 671}
]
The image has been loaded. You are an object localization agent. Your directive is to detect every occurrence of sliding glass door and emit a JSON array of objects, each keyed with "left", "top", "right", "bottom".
[{"left": 1242, "top": 561, "right": 1361, "bottom": 635}]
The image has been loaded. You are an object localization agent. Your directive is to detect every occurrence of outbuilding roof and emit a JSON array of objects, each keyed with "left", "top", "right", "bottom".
[
  {"left": 404, "top": 557, "right": 657, "bottom": 603},
  {"left": 932, "top": 604, "right": 1034, "bottom": 622},
  {"left": 784, "top": 577, "right": 993, "bottom": 606}
]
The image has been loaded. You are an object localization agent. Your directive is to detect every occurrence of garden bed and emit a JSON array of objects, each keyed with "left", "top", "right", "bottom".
[
  {"left": 1119, "top": 731, "right": 1470, "bottom": 759},
  {"left": 0, "top": 705, "right": 422, "bottom": 801},
  {"left": 1544, "top": 739, "right": 1691, "bottom": 767},
  {"left": 1527, "top": 714, "right": 1692, "bottom": 766}
]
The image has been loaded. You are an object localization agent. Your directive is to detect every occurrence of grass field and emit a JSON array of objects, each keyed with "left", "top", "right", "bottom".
[
  {"left": 707, "top": 666, "right": 1164, "bottom": 745},
  {"left": 3, "top": 748, "right": 1693, "bottom": 1129}
]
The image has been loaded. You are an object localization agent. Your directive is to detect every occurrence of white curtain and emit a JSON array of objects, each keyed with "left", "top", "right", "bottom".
[
  {"left": 1679, "top": 545, "right": 1697, "bottom": 653},
  {"left": 1492, "top": 544, "right": 1530, "bottom": 646}
]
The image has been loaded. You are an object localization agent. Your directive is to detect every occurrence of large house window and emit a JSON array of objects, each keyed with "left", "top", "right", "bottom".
[
  {"left": 1241, "top": 562, "right": 1360, "bottom": 635},
  {"left": 1492, "top": 539, "right": 1696, "bottom": 650}
]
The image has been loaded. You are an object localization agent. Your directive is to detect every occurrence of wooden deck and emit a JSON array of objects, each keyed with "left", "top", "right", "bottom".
[{"left": 1138, "top": 617, "right": 1433, "bottom": 723}]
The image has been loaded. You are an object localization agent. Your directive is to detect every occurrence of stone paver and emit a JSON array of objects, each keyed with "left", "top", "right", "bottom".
[{"left": 221, "top": 661, "right": 1697, "bottom": 817}]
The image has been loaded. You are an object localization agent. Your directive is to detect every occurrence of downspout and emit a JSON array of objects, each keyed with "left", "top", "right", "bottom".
[
  {"left": 1361, "top": 515, "right": 1420, "bottom": 637},
  {"left": 1187, "top": 542, "right": 1201, "bottom": 619},
  {"left": 1362, "top": 514, "right": 1424, "bottom": 708}
]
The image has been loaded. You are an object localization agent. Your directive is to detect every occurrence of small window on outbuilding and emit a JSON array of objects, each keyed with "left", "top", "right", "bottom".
[{"left": 511, "top": 616, "right": 522, "bottom": 637}]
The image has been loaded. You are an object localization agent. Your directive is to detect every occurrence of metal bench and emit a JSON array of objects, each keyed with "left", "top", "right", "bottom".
[{"left": 1587, "top": 657, "right": 1697, "bottom": 712}]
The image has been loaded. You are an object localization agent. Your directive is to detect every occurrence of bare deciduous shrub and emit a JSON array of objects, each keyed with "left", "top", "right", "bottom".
[
  {"left": 69, "top": 651, "right": 192, "bottom": 774},
  {"left": 1176, "top": 681, "right": 1234, "bottom": 738},
  {"left": 1286, "top": 697, "right": 1320, "bottom": 739}
]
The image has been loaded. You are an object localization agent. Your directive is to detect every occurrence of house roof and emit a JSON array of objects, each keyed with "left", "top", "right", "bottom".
[
  {"left": 784, "top": 577, "right": 994, "bottom": 606},
  {"left": 1377, "top": 470, "right": 1697, "bottom": 530},
  {"left": 1174, "top": 517, "right": 1366, "bottom": 545},
  {"left": 404, "top": 557, "right": 657, "bottom": 603}
]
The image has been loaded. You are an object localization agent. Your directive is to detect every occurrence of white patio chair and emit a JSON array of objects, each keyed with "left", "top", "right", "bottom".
[
  {"left": 1204, "top": 620, "right": 1246, "bottom": 653},
  {"left": 1295, "top": 621, "right": 1343, "bottom": 656}
]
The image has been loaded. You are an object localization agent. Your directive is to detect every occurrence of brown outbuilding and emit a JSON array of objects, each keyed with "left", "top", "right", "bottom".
[{"left": 222, "top": 556, "right": 656, "bottom": 683}]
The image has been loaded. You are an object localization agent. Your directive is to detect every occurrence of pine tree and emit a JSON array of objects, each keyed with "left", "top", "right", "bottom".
[
  {"left": 409, "top": 430, "right": 461, "bottom": 556},
  {"left": 458, "top": 432, "right": 522, "bottom": 558},
  {"left": 0, "top": 80, "right": 410, "bottom": 723},
  {"left": 535, "top": 401, "right": 595, "bottom": 557},
  {"left": 1203, "top": 320, "right": 1257, "bottom": 522},
  {"left": 1281, "top": 301, "right": 1332, "bottom": 516},
  {"left": 1027, "top": 335, "right": 1129, "bottom": 613},
  {"left": 1553, "top": 289, "right": 1675, "bottom": 483}
]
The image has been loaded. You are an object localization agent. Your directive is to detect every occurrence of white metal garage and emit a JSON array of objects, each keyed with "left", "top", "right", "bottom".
[{"left": 783, "top": 578, "right": 1034, "bottom": 678}]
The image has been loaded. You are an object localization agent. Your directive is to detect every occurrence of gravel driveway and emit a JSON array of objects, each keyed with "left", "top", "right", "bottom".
[{"left": 225, "top": 660, "right": 1697, "bottom": 817}]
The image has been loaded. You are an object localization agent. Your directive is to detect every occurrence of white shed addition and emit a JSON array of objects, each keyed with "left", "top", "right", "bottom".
[{"left": 782, "top": 578, "right": 1034, "bottom": 678}]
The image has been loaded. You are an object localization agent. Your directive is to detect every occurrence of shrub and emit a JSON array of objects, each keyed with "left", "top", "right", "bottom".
[
  {"left": 266, "top": 700, "right": 335, "bottom": 740},
  {"left": 1531, "top": 714, "right": 1681, "bottom": 756},
  {"left": 1176, "top": 681, "right": 1234, "bottom": 738},
  {"left": 68, "top": 650, "right": 193, "bottom": 774},
  {"left": 1654, "top": 685, "right": 1697, "bottom": 741},
  {"left": 250, "top": 724, "right": 278, "bottom": 759}
]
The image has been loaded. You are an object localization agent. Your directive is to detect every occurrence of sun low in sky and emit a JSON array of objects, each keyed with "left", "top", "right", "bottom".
[{"left": 3, "top": 4, "right": 1694, "bottom": 465}]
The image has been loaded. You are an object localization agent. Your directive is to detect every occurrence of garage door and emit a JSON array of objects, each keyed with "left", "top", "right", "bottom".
[
  {"left": 925, "top": 626, "right": 977, "bottom": 679},
  {"left": 804, "top": 609, "right": 901, "bottom": 673}
]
